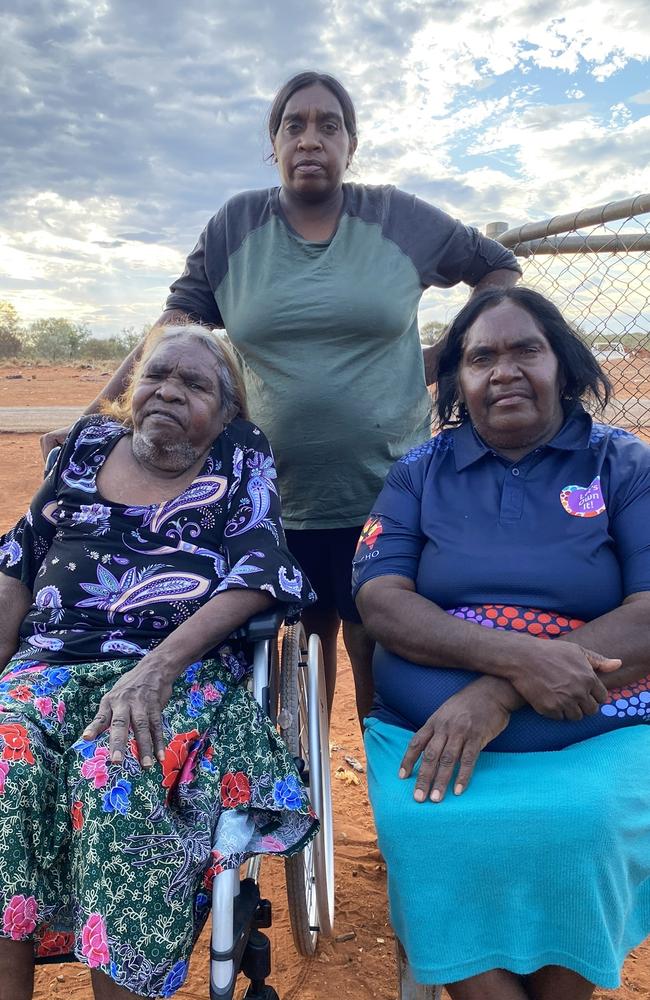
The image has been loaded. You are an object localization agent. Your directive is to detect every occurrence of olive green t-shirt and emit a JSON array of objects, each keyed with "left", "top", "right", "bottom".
[{"left": 166, "top": 184, "right": 520, "bottom": 529}]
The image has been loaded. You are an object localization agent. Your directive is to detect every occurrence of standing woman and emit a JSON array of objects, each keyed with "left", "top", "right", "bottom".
[{"left": 42, "top": 72, "right": 521, "bottom": 720}]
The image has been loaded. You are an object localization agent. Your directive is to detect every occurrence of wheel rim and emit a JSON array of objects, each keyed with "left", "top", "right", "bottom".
[
  {"left": 296, "top": 659, "right": 319, "bottom": 936},
  {"left": 308, "top": 634, "right": 335, "bottom": 936}
]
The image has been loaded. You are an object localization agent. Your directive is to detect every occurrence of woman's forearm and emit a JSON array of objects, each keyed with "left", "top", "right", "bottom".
[
  {"left": 142, "top": 587, "right": 274, "bottom": 682},
  {"left": 557, "top": 593, "right": 650, "bottom": 688},
  {"left": 0, "top": 575, "right": 32, "bottom": 670},
  {"left": 357, "top": 576, "right": 623, "bottom": 719},
  {"left": 357, "top": 577, "right": 529, "bottom": 680}
]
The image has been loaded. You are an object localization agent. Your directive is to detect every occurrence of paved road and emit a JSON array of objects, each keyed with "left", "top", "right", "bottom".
[
  {"left": 0, "top": 400, "right": 648, "bottom": 433},
  {"left": 0, "top": 406, "right": 84, "bottom": 432}
]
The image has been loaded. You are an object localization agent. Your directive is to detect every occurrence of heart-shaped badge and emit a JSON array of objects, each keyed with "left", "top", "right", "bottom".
[{"left": 560, "top": 475, "right": 606, "bottom": 518}]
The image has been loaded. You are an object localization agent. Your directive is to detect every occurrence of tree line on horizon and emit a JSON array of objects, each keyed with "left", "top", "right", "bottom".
[
  {"left": 0, "top": 301, "right": 149, "bottom": 363},
  {"left": 0, "top": 299, "right": 450, "bottom": 365}
]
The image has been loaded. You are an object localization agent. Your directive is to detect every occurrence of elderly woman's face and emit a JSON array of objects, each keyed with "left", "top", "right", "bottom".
[
  {"left": 130, "top": 339, "right": 224, "bottom": 470},
  {"left": 458, "top": 301, "right": 565, "bottom": 458}
]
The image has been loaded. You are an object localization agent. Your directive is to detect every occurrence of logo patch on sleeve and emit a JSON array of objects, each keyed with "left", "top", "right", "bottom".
[
  {"left": 356, "top": 516, "right": 384, "bottom": 552},
  {"left": 560, "top": 476, "right": 606, "bottom": 517}
]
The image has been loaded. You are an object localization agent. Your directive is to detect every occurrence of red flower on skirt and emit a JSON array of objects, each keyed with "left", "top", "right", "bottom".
[
  {"left": 8, "top": 686, "right": 31, "bottom": 703},
  {"left": 71, "top": 800, "right": 83, "bottom": 831},
  {"left": 202, "top": 849, "right": 225, "bottom": 889},
  {"left": 221, "top": 771, "right": 251, "bottom": 807},
  {"left": 161, "top": 730, "right": 200, "bottom": 790},
  {"left": 0, "top": 723, "right": 35, "bottom": 765},
  {"left": 36, "top": 928, "right": 76, "bottom": 957}
]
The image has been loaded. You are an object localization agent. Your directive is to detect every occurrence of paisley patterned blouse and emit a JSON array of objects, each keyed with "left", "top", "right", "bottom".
[{"left": 0, "top": 415, "right": 316, "bottom": 665}]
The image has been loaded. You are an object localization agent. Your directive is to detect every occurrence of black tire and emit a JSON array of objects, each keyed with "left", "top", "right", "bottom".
[{"left": 279, "top": 624, "right": 319, "bottom": 957}]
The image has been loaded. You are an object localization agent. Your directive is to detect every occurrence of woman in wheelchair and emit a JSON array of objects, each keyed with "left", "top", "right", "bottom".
[
  {"left": 353, "top": 288, "right": 650, "bottom": 1000},
  {"left": 0, "top": 324, "right": 317, "bottom": 999}
]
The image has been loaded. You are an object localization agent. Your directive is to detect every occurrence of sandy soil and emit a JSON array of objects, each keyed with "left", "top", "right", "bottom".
[{"left": 0, "top": 364, "right": 649, "bottom": 999}]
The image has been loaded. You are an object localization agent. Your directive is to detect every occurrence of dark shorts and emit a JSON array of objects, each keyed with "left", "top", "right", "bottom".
[{"left": 285, "top": 526, "right": 363, "bottom": 623}]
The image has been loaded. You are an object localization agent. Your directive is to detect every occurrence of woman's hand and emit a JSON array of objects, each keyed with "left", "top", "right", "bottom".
[
  {"left": 81, "top": 654, "right": 174, "bottom": 767},
  {"left": 507, "top": 640, "right": 621, "bottom": 720},
  {"left": 399, "top": 677, "right": 514, "bottom": 803},
  {"left": 40, "top": 426, "right": 71, "bottom": 461}
]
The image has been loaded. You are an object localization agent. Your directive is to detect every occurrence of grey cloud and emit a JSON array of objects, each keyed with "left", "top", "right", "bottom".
[
  {"left": 1, "top": 0, "right": 325, "bottom": 219},
  {"left": 115, "top": 232, "right": 165, "bottom": 244},
  {"left": 1, "top": 0, "right": 648, "bottom": 337}
]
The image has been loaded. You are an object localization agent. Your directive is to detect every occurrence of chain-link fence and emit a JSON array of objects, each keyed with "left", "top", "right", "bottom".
[{"left": 488, "top": 193, "right": 650, "bottom": 437}]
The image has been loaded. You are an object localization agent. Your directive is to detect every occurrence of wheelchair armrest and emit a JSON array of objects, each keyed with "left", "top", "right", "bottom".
[
  {"left": 231, "top": 607, "right": 286, "bottom": 642},
  {"left": 44, "top": 446, "right": 61, "bottom": 476}
]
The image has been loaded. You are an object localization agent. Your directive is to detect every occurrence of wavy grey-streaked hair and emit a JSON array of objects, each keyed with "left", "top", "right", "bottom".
[{"left": 102, "top": 324, "right": 248, "bottom": 427}]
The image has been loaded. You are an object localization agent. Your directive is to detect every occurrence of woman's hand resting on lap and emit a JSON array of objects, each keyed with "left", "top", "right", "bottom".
[
  {"left": 81, "top": 653, "right": 175, "bottom": 767},
  {"left": 399, "top": 676, "right": 514, "bottom": 803}
]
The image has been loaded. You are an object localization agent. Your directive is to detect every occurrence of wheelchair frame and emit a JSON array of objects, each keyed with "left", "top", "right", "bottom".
[{"left": 209, "top": 611, "right": 335, "bottom": 1000}]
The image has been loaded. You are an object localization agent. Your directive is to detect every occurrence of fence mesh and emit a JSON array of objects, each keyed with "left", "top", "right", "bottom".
[{"left": 495, "top": 194, "right": 650, "bottom": 438}]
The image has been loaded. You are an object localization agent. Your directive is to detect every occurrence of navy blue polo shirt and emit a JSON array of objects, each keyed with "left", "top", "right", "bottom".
[{"left": 352, "top": 406, "right": 650, "bottom": 745}]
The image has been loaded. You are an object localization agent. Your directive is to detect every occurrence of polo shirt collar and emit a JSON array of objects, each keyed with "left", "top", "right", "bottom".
[{"left": 453, "top": 403, "right": 594, "bottom": 471}]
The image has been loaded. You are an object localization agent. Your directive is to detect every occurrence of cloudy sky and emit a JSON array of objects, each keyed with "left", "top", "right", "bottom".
[{"left": 1, "top": 0, "right": 649, "bottom": 337}]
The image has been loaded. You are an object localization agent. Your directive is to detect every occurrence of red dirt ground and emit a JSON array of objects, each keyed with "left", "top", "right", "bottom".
[{"left": 0, "top": 364, "right": 648, "bottom": 999}]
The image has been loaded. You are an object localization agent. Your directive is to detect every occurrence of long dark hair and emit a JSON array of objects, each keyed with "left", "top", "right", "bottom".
[
  {"left": 436, "top": 287, "right": 613, "bottom": 427},
  {"left": 268, "top": 71, "right": 358, "bottom": 143}
]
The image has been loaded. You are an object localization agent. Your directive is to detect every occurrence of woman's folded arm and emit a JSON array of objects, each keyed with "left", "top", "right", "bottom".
[
  {"left": 555, "top": 592, "right": 650, "bottom": 690},
  {"left": 356, "top": 574, "right": 621, "bottom": 720}
]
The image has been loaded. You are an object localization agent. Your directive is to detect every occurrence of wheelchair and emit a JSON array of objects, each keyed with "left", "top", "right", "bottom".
[
  {"left": 40, "top": 448, "right": 336, "bottom": 998},
  {"left": 209, "top": 609, "right": 335, "bottom": 999}
]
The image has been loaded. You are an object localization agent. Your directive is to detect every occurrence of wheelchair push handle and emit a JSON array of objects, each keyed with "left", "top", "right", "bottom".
[{"left": 44, "top": 446, "right": 61, "bottom": 476}]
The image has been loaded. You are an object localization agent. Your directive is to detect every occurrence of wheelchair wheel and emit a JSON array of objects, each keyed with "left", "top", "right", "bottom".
[{"left": 279, "top": 624, "right": 335, "bottom": 956}]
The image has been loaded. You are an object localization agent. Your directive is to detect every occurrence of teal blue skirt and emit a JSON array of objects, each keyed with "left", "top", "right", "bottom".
[{"left": 365, "top": 718, "right": 650, "bottom": 988}]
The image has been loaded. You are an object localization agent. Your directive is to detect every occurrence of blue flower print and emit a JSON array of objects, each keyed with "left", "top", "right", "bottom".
[
  {"left": 44, "top": 666, "right": 71, "bottom": 688},
  {"left": 183, "top": 661, "right": 201, "bottom": 683},
  {"left": 194, "top": 892, "right": 209, "bottom": 914},
  {"left": 73, "top": 738, "right": 98, "bottom": 759},
  {"left": 161, "top": 959, "right": 188, "bottom": 996},
  {"left": 273, "top": 774, "right": 303, "bottom": 810},
  {"left": 33, "top": 680, "right": 55, "bottom": 697},
  {"left": 102, "top": 779, "right": 132, "bottom": 815},
  {"left": 187, "top": 686, "right": 205, "bottom": 718}
]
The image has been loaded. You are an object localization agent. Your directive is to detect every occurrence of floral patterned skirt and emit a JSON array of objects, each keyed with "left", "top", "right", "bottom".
[{"left": 0, "top": 654, "right": 318, "bottom": 997}]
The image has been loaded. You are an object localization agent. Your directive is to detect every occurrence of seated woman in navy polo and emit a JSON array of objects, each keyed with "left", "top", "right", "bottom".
[{"left": 353, "top": 287, "right": 650, "bottom": 1000}]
